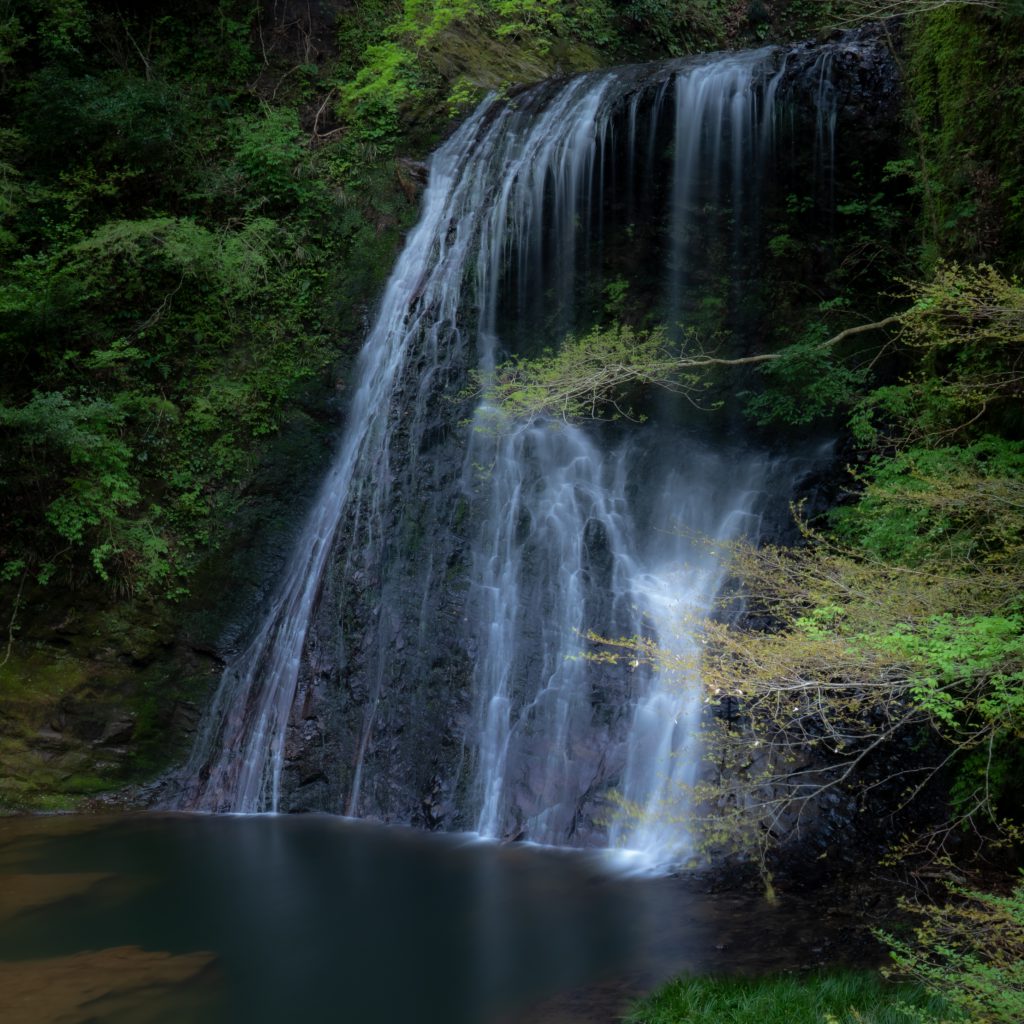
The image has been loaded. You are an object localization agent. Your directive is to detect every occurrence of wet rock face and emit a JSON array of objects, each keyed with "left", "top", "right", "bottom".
[
  {"left": 781, "top": 22, "right": 903, "bottom": 133},
  {"left": 287, "top": 34, "right": 898, "bottom": 834},
  {"left": 277, "top": 350, "right": 478, "bottom": 826},
  {"left": 175, "top": 27, "right": 906, "bottom": 849}
]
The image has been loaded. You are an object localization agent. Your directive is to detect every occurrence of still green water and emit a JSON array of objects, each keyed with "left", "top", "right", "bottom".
[{"left": 0, "top": 814, "right": 869, "bottom": 1023}]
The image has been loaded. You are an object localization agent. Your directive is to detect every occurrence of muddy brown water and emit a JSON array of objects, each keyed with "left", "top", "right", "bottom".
[{"left": 0, "top": 814, "right": 884, "bottom": 1023}]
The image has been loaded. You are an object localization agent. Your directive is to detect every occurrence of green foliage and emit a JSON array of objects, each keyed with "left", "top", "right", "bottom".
[
  {"left": 908, "top": 263, "right": 1024, "bottom": 426},
  {"left": 336, "top": 0, "right": 402, "bottom": 75},
  {"left": 230, "top": 107, "right": 311, "bottom": 207},
  {"left": 492, "top": 0, "right": 566, "bottom": 47},
  {"left": 585, "top": 271, "right": 1024, "bottom": 863},
  {"left": 1, "top": 391, "right": 141, "bottom": 565},
  {"left": 830, "top": 438, "right": 1024, "bottom": 567},
  {"left": 477, "top": 324, "right": 711, "bottom": 424},
  {"left": 627, "top": 971, "right": 946, "bottom": 1024},
  {"left": 18, "top": 68, "right": 185, "bottom": 173},
  {"left": 565, "top": 0, "right": 620, "bottom": 47},
  {"left": 338, "top": 40, "right": 423, "bottom": 142},
  {"left": 881, "top": 879, "right": 1024, "bottom": 1024},
  {"left": 872, "top": 613, "right": 1024, "bottom": 731},
  {"left": 19, "top": 0, "right": 90, "bottom": 58},
  {"left": 616, "top": 0, "right": 728, "bottom": 55},
  {"left": 4, "top": 0, "right": 731, "bottom": 598},
  {"left": 332, "top": 0, "right": 780, "bottom": 146},
  {"left": 0, "top": 1, "right": 420, "bottom": 596},
  {"left": 689, "top": 298, "right": 1024, "bottom": 844},
  {"left": 334, "top": 0, "right": 559, "bottom": 145},
  {"left": 744, "top": 328, "right": 869, "bottom": 426},
  {"left": 850, "top": 263, "right": 1024, "bottom": 444},
  {"left": 0, "top": 388, "right": 176, "bottom": 593},
  {"left": 753, "top": 157, "right": 916, "bottom": 433},
  {"left": 73, "top": 216, "right": 276, "bottom": 298},
  {"left": 691, "top": 267, "right": 1024, "bottom": 858},
  {"left": 906, "top": 5, "right": 1024, "bottom": 269}
]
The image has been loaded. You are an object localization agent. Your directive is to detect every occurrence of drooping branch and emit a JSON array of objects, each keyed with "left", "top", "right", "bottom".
[
  {"left": 671, "top": 314, "right": 903, "bottom": 368},
  {"left": 479, "top": 315, "right": 902, "bottom": 424}
]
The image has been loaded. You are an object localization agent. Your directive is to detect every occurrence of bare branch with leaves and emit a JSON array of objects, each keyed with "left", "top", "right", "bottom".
[{"left": 474, "top": 316, "right": 900, "bottom": 426}]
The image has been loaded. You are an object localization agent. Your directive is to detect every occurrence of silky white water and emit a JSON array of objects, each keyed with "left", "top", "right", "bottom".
[{"left": 175, "top": 40, "right": 858, "bottom": 866}]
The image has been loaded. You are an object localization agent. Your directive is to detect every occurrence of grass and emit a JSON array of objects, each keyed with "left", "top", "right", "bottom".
[{"left": 626, "top": 971, "right": 951, "bottom": 1024}]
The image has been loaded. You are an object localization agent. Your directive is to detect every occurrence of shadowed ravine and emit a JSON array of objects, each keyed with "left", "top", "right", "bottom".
[{"left": 168, "top": 31, "right": 896, "bottom": 867}]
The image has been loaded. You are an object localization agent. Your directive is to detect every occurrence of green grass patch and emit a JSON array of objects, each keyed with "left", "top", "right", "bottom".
[
  {"left": 29, "top": 793, "right": 83, "bottom": 813},
  {"left": 627, "top": 972, "right": 949, "bottom": 1024}
]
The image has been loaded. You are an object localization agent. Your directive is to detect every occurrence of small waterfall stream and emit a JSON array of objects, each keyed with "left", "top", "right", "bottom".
[{"left": 174, "top": 31, "right": 891, "bottom": 866}]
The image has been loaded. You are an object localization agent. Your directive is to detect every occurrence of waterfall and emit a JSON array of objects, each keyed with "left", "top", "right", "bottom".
[
  {"left": 172, "top": 32, "right": 893, "bottom": 865},
  {"left": 175, "top": 99, "right": 505, "bottom": 811},
  {"left": 664, "top": 49, "right": 771, "bottom": 335},
  {"left": 461, "top": 52, "right": 792, "bottom": 864}
]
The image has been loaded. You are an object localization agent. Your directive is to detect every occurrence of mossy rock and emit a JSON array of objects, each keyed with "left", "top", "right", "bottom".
[{"left": 0, "top": 590, "right": 219, "bottom": 811}]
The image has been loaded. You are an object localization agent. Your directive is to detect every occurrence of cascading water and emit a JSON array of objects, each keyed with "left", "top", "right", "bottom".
[
  {"left": 175, "top": 99, "right": 505, "bottom": 811},
  {"left": 460, "top": 51, "right": 811, "bottom": 864},
  {"left": 465, "top": 427, "right": 798, "bottom": 863},
  {"left": 173, "top": 30, "right": 896, "bottom": 866}
]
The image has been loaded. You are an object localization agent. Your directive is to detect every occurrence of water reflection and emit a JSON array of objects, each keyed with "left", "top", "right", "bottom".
[{"left": 0, "top": 815, "right": 873, "bottom": 1023}]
